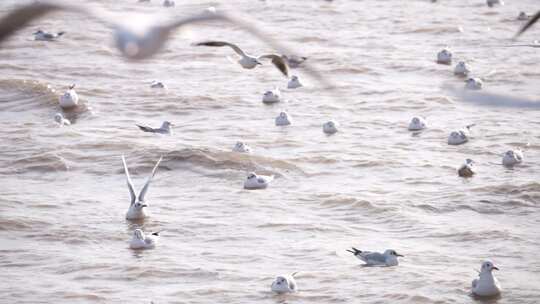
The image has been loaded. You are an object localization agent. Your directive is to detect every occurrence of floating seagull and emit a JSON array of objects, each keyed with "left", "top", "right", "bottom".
[
  {"left": 33, "top": 29, "right": 64, "bottom": 41},
  {"left": 458, "top": 159, "right": 475, "bottom": 177},
  {"left": 347, "top": 248, "right": 403, "bottom": 266},
  {"left": 195, "top": 41, "right": 289, "bottom": 77},
  {"left": 287, "top": 75, "right": 302, "bottom": 89},
  {"left": 454, "top": 61, "right": 471, "bottom": 77},
  {"left": 136, "top": 121, "right": 173, "bottom": 135},
  {"left": 129, "top": 228, "right": 160, "bottom": 249},
  {"left": 436, "top": 47, "right": 452, "bottom": 65},
  {"left": 54, "top": 112, "right": 71, "bottom": 126},
  {"left": 262, "top": 88, "right": 281, "bottom": 104},
  {"left": 232, "top": 141, "right": 252, "bottom": 153},
  {"left": 150, "top": 81, "right": 167, "bottom": 89},
  {"left": 517, "top": 12, "right": 530, "bottom": 21},
  {"left": 502, "top": 149, "right": 523, "bottom": 166},
  {"left": 465, "top": 78, "right": 483, "bottom": 90},
  {"left": 282, "top": 55, "right": 307, "bottom": 68},
  {"left": 163, "top": 0, "right": 175, "bottom": 7},
  {"left": 323, "top": 121, "right": 339, "bottom": 134},
  {"left": 244, "top": 172, "right": 273, "bottom": 190},
  {"left": 486, "top": 0, "right": 504, "bottom": 8},
  {"left": 122, "top": 155, "right": 163, "bottom": 220},
  {"left": 515, "top": 11, "right": 540, "bottom": 37},
  {"left": 271, "top": 272, "right": 298, "bottom": 294},
  {"left": 448, "top": 124, "right": 474, "bottom": 145},
  {"left": 58, "top": 84, "right": 79, "bottom": 109},
  {"left": 275, "top": 111, "right": 292, "bottom": 126},
  {"left": 408, "top": 116, "right": 427, "bottom": 131},
  {"left": 472, "top": 261, "right": 501, "bottom": 297}
]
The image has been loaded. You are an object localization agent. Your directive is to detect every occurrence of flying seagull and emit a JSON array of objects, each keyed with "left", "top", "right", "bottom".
[{"left": 195, "top": 41, "right": 289, "bottom": 77}]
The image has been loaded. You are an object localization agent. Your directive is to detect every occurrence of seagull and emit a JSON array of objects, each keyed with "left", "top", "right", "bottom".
[
  {"left": 465, "top": 78, "right": 483, "bottom": 90},
  {"left": 502, "top": 149, "right": 523, "bottom": 166},
  {"left": 129, "top": 229, "right": 160, "bottom": 249},
  {"left": 282, "top": 55, "right": 307, "bottom": 68},
  {"left": 454, "top": 61, "right": 471, "bottom": 77},
  {"left": 150, "top": 80, "right": 167, "bottom": 89},
  {"left": 244, "top": 172, "right": 273, "bottom": 190},
  {"left": 517, "top": 12, "right": 530, "bottom": 21},
  {"left": 271, "top": 272, "right": 298, "bottom": 294},
  {"left": 458, "top": 159, "right": 475, "bottom": 177},
  {"left": 162, "top": 0, "right": 175, "bottom": 7},
  {"left": 486, "top": 0, "right": 504, "bottom": 8},
  {"left": 232, "top": 141, "right": 252, "bottom": 153},
  {"left": 275, "top": 111, "right": 292, "bottom": 126},
  {"left": 323, "top": 121, "right": 339, "bottom": 134},
  {"left": 347, "top": 248, "right": 403, "bottom": 266},
  {"left": 194, "top": 41, "right": 289, "bottom": 77},
  {"left": 408, "top": 116, "right": 427, "bottom": 131},
  {"left": 262, "top": 88, "right": 281, "bottom": 104},
  {"left": 436, "top": 47, "right": 452, "bottom": 65},
  {"left": 58, "top": 84, "right": 79, "bottom": 109},
  {"left": 122, "top": 155, "right": 163, "bottom": 220},
  {"left": 54, "top": 112, "right": 71, "bottom": 126},
  {"left": 472, "top": 261, "right": 501, "bottom": 297},
  {"left": 33, "top": 29, "right": 64, "bottom": 41},
  {"left": 448, "top": 124, "right": 474, "bottom": 145},
  {"left": 287, "top": 75, "right": 302, "bottom": 89},
  {"left": 136, "top": 121, "right": 173, "bottom": 135}
]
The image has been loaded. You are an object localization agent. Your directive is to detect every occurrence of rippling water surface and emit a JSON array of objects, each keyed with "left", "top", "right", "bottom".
[{"left": 1, "top": 0, "right": 539, "bottom": 303}]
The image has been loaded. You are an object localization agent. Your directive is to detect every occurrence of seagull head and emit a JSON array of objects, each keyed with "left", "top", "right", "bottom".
[
  {"left": 384, "top": 249, "right": 404, "bottom": 257},
  {"left": 54, "top": 113, "right": 63, "bottom": 123},
  {"left": 481, "top": 261, "right": 499, "bottom": 272},
  {"left": 133, "top": 201, "right": 148, "bottom": 210},
  {"left": 271, "top": 276, "right": 292, "bottom": 293},
  {"left": 247, "top": 172, "right": 257, "bottom": 180}
]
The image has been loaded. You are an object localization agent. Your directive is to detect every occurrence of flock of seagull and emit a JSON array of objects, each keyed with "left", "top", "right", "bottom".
[{"left": 1, "top": 0, "right": 539, "bottom": 300}]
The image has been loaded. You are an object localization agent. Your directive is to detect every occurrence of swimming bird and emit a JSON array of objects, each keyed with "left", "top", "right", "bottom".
[
  {"left": 194, "top": 41, "right": 289, "bottom": 77},
  {"left": 465, "top": 78, "right": 483, "bottom": 90},
  {"left": 282, "top": 55, "right": 307, "bottom": 68},
  {"left": 271, "top": 273, "right": 298, "bottom": 294},
  {"left": 448, "top": 124, "right": 474, "bottom": 145},
  {"left": 244, "top": 172, "right": 273, "bottom": 190},
  {"left": 122, "top": 155, "right": 163, "bottom": 220},
  {"left": 262, "top": 88, "right": 281, "bottom": 104},
  {"left": 502, "top": 149, "right": 523, "bottom": 166},
  {"left": 472, "top": 261, "right": 501, "bottom": 297},
  {"left": 454, "top": 61, "right": 471, "bottom": 77},
  {"left": 347, "top": 248, "right": 403, "bottom": 266},
  {"left": 232, "top": 141, "right": 252, "bottom": 153},
  {"left": 408, "top": 116, "right": 427, "bottom": 131},
  {"left": 323, "top": 121, "right": 339, "bottom": 134},
  {"left": 517, "top": 12, "right": 530, "bottom": 21},
  {"left": 163, "top": 0, "right": 175, "bottom": 7},
  {"left": 58, "top": 84, "right": 79, "bottom": 109},
  {"left": 150, "top": 81, "right": 166, "bottom": 89},
  {"left": 33, "top": 29, "right": 64, "bottom": 41},
  {"left": 287, "top": 75, "right": 302, "bottom": 89},
  {"left": 486, "top": 0, "right": 504, "bottom": 8},
  {"left": 458, "top": 159, "right": 475, "bottom": 177},
  {"left": 136, "top": 121, "right": 173, "bottom": 135},
  {"left": 436, "top": 47, "right": 452, "bottom": 65},
  {"left": 54, "top": 112, "right": 71, "bottom": 126},
  {"left": 275, "top": 111, "right": 292, "bottom": 126},
  {"left": 129, "top": 228, "right": 160, "bottom": 249}
]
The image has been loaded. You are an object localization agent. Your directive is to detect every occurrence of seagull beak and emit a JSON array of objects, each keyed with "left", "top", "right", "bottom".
[
  {"left": 141, "top": 204, "right": 148, "bottom": 208},
  {"left": 492, "top": 266, "right": 499, "bottom": 271},
  {"left": 256, "top": 61, "right": 262, "bottom": 65},
  {"left": 396, "top": 254, "right": 404, "bottom": 257}
]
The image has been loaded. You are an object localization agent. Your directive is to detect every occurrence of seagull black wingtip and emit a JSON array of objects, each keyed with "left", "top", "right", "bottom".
[{"left": 515, "top": 10, "right": 540, "bottom": 38}]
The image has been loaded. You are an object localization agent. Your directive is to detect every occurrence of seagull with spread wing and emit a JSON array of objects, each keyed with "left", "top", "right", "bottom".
[
  {"left": 195, "top": 41, "right": 289, "bottom": 77},
  {"left": 122, "top": 155, "right": 163, "bottom": 220}
]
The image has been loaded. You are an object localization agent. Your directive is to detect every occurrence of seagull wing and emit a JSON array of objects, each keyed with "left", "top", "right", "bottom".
[
  {"left": 136, "top": 124, "right": 155, "bottom": 133},
  {"left": 258, "top": 54, "right": 289, "bottom": 77},
  {"left": 362, "top": 252, "right": 386, "bottom": 264},
  {"left": 122, "top": 155, "right": 137, "bottom": 205},
  {"left": 516, "top": 10, "right": 540, "bottom": 37},
  {"left": 138, "top": 156, "right": 163, "bottom": 202},
  {"left": 194, "top": 41, "right": 246, "bottom": 56}
]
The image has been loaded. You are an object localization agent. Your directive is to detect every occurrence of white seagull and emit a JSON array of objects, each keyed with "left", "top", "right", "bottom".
[
  {"left": 465, "top": 78, "right": 483, "bottom": 90},
  {"left": 122, "top": 155, "right": 163, "bottom": 220},
  {"left": 54, "top": 112, "right": 71, "bottom": 126},
  {"left": 232, "top": 141, "right": 252, "bottom": 153},
  {"left": 136, "top": 121, "right": 173, "bottom": 135},
  {"left": 454, "top": 61, "right": 471, "bottom": 77},
  {"left": 58, "top": 84, "right": 79, "bottom": 109},
  {"left": 150, "top": 81, "right": 167, "bottom": 89},
  {"left": 129, "top": 228, "right": 160, "bottom": 249},
  {"left": 408, "top": 116, "right": 427, "bottom": 131},
  {"left": 275, "top": 111, "right": 292, "bottom": 126},
  {"left": 347, "top": 247, "right": 403, "bottom": 266},
  {"left": 262, "top": 88, "right": 281, "bottom": 104},
  {"left": 458, "top": 159, "right": 475, "bottom": 177},
  {"left": 502, "top": 149, "right": 523, "bottom": 166},
  {"left": 448, "top": 124, "right": 474, "bottom": 145},
  {"left": 195, "top": 41, "right": 289, "bottom": 77},
  {"left": 271, "top": 272, "right": 298, "bottom": 294},
  {"left": 244, "top": 172, "right": 273, "bottom": 190},
  {"left": 472, "top": 261, "right": 501, "bottom": 297},
  {"left": 287, "top": 75, "right": 302, "bottom": 89},
  {"left": 323, "top": 121, "right": 339, "bottom": 134},
  {"left": 33, "top": 29, "right": 64, "bottom": 41},
  {"left": 436, "top": 47, "right": 452, "bottom": 65}
]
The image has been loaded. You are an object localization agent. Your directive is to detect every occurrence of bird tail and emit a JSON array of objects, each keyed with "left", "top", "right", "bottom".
[
  {"left": 346, "top": 247, "right": 362, "bottom": 255},
  {"left": 57, "top": 31, "right": 65, "bottom": 36},
  {"left": 136, "top": 124, "right": 152, "bottom": 132}
]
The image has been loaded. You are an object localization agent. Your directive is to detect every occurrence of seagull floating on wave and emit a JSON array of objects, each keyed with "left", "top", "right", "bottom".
[
  {"left": 271, "top": 272, "right": 298, "bottom": 294},
  {"left": 347, "top": 247, "right": 403, "bottom": 266},
  {"left": 408, "top": 116, "right": 427, "bottom": 131},
  {"left": 287, "top": 75, "right": 302, "bottom": 89},
  {"left": 472, "top": 261, "right": 501, "bottom": 297},
  {"left": 130, "top": 228, "right": 160, "bottom": 249},
  {"left": 458, "top": 159, "right": 475, "bottom": 177},
  {"left": 448, "top": 124, "right": 474, "bottom": 145},
  {"left": 58, "top": 84, "right": 79, "bottom": 109},
  {"left": 136, "top": 121, "right": 173, "bottom": 135},
  {"left": 244, "top": 172, "right": 273, "bottom": 190},
  {"left": 122, "top": 155, "right": 163, "bottom": 220},
  {"left": 262, "top": 88, "right": 281, "bottom": 104},
  {"left": 502, "top": 149, "right": 523, "bottom": 167},
  {"left": 33, "top": 29, "right": 64, "bottom": 41},
  {"left": 54, "top": 112, "right": 71, "bottom": 126}
]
